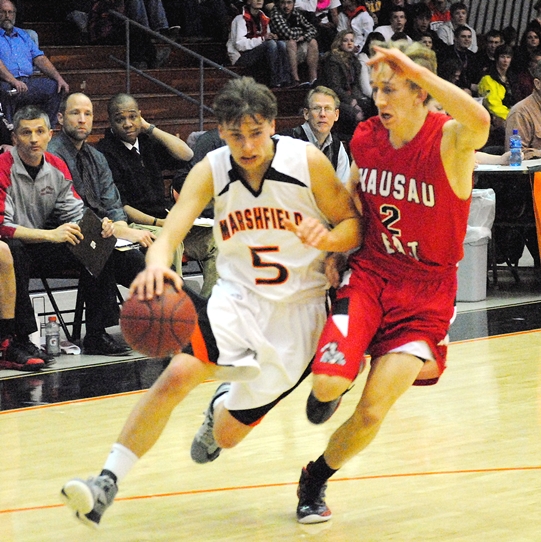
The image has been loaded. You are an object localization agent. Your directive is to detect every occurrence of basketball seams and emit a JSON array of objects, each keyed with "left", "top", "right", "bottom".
[{"left": 119, "top": 284, "right": 197, "bottom": 357}]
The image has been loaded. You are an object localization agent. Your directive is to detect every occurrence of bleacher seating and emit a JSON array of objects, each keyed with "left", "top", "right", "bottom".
[{"left": 19, "top": 3, "right": 306, "bottom": 142}]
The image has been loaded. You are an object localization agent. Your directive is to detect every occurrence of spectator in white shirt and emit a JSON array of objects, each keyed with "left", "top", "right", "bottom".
[
  {"left": 375, "top": 6, "right": 412, "bottom": 43},
  {"left": 436, "top": 1, "right": 477, "bottom": 53}
]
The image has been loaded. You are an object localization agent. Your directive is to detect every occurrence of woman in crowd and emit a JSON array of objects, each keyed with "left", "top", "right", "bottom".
[
  {"left": 318, "top": 29, "right": 376, "bottom": 138},
  {"left": 478, "top": 43, "right": 517, "bottom": 147},
  {"left": 513, "top": 26, "right": 541, "bottom": 73}
]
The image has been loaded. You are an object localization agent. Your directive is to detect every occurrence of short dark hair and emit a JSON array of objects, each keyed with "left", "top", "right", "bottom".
[
  {"left": 453, "top": 24, "right": 471, "bottom": 38},
  {"left": 12, "top": 105, "right": 50, "bottom": 132},
  {"left": 485, "top": 29, "right": 504, "bottom": 41},
  {"left": 390, "top": 6, "right": 406, "bottom": 16},
  {"left": 107, "top": 93, "right": 138, "bottom": 119},
  {"left": 213, "top": 77, "right": 277, "bottom": 126},
  {"left": 450, "top": 2, "right": 467, "bottom": 16},
  {"left": 412, "top": 3, "right": 432, "bottom": 19},
  {"left": 494, "top": 43, "right": 514, "bottom": 59}
]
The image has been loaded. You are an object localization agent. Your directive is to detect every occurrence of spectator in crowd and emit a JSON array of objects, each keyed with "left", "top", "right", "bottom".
[
  {"left": 364, "top": 0, "right": 381, "bottom": 26},
  {"left": 281, "top": 86, "right": 350, "bottom": 183},
  {"left": 358, "top": 30, "right": 384, "bottom": 88},
  {"left": 95, "top": 0, "right": 178, "bottom": 37},
  {"left": 270, "top": 0, "right": 319, "bottom": 87},
  {"left": 288, "top": 0, "right": 342, "bottom": 53},
  {"left": 436, "top": 1, "right": 477, "bottom": 53},
  {"left": 293, "top": 0, "right": 341, "bottom": 54},
  {"left": 528, "top": 0, "right": 541, "bottom": 37},
  {"left": 513, "top": 27, "right": 541, "bottom": 74},
  {"left": 290, "top": 0, "right": 317, "bottom": 24},
  {"left": 313, "top": 0, "right": 341, "bottom": 53},
  {"left": 337, "top": 0, "right": 374, "bottom": 54},
  {"left": 418, "top": 31, "right": 433, "bottom": 49},
  {"left": 88, "top": 0, "right": 174, "bottom": 69},
  {"left": 0, "top": 0, "right": 69, "bottom": 126},
  {"left": 476, "top": 29, "right": 503, "bottom": 79},
  {"left": 227, "top": 0, "right": 292, "bottom": 88},
  {"left": 438, "top": 56, "right": 463, "bottom": 87},
  {"left": 375, "top": 6, "right": 411, "bottom": 43},
  {"left": 514, "top": 51, "right": 541, "bottom": 103},
  {"left": 318, "top": 29, "right": 376, "bottom": 138},
  {"left": 501, "top": 26, "right": 518, "bottom": 48},
  {"left": 406, "top": 2, "right": 445, "bottom": 58},
  {"left": 439, "top": 25, "right": 480, "bottom": 95},
  {"left": 96, "top": 93, "right": 218, "bottom": 298},
  {"left": 0, "top": 105, "right": 133, "bottom": 357},
  {"left": 505, "top": 58, "right": 541, "bottom": 161},
  {"left": 48, "top": 92, "right": 148, "bottom": 280},
  {"left": 427, "top": 0, "right": 450, "bottom": 32},
  {"left": 478, "top": 44, "right": 517, "bottom": 147},
  {"left": 377, "top": 0, "right": 413, "bottom": 27},
  {"left": 0, "top": 240, "right": 46, "bottom": 371}
]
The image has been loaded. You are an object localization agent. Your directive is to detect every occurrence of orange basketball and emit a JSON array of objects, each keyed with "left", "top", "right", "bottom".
[{"left": 120, "top": 282, "right": 197, "bottom": 357}]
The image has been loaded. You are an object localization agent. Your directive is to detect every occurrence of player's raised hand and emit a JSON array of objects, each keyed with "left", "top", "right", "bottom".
[{"left": 367, "top": 45, "right": 422, "bottom": 81}]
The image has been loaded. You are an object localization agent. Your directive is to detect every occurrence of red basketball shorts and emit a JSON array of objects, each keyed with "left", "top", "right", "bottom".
[{"left": 312, "top": 264, "right": 457, "bottom": 384}]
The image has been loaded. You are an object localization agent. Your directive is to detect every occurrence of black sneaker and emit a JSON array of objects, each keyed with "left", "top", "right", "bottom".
[
  {"left": 306, "top": 391, "right": 342, "bottom": 425},
  {"left": 61, "top": 474, "right": 118, "bottom": 528},
  {"left": 0, "top": 337, "right": 45, "bottom": 371},
  {"left": 83, "top": 332, "right": 132, "bottom": 356},
  {"left": 16, "top": 337, "right": 56, "bottom": 366},
  {"left": 296, "top": 463, "right": 332, "bottom": 524}
]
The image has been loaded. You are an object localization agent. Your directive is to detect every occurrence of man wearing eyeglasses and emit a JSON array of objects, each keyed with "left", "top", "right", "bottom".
[
  {"left": 0, "top": 0, "right": 69, "bottom": 126},
  {"left": 281, "top": 86, "right": 350, "bottom": 184}
]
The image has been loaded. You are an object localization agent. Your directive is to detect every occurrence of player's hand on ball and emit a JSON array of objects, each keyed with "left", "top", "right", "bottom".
[{"left": 129, "top": 264, "right": 183, "bottom": 301}]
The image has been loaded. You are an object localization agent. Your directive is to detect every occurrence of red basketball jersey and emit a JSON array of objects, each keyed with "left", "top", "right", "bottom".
[{"left": 350, "top": 112, "right": 471, "bottom": 280}]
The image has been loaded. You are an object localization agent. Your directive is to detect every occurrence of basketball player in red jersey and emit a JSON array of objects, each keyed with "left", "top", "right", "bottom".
[{"left": 295, "top": 40, "right": 490, "bottom": 523}]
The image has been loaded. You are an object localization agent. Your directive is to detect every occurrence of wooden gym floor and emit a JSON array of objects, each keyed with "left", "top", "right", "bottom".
[{"left": 1, "top": 267, "right": 541, "bottom": 541}]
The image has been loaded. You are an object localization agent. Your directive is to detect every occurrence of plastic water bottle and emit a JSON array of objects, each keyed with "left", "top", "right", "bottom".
[
  {"left": 45, "top": 316, "right": 61, "bottom": 356},
  {"left": 509, "top": 129, "right": 522, "bottom": 167}
]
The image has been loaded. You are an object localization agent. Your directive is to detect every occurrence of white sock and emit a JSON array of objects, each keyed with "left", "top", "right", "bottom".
[{"left": 102, "top": 443, "right": 139, "bottom": 484}]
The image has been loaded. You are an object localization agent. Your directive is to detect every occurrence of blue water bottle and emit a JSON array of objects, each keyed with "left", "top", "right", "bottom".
[{"left": 509, "top": 129, "right": 522, "bottom": 167}]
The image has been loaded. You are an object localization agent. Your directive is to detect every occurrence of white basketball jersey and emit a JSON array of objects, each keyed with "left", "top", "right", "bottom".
[{"left": 208, "top": 136, "right": 329, "bottom": 303}]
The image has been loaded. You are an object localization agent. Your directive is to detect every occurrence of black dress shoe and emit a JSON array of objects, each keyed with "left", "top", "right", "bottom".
[{"left": 83, "top": 333, "right": 132, "bottom": 356}]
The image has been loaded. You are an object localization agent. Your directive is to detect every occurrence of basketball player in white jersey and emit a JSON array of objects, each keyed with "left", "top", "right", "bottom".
[{"left": 60, "top": 77, "right": 362, "bottom": 528}]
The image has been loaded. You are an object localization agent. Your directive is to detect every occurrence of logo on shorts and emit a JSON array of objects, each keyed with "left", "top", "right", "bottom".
[{"left": 319, "top": 342, "right": 346, "bottom": 365}]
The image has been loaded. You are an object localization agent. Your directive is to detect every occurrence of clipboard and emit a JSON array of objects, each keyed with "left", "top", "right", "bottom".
[{"left": 67, "top": 208, "right": 116, "bottom": 277}]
